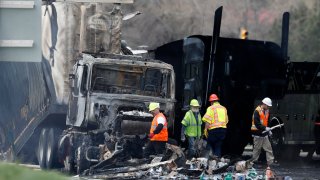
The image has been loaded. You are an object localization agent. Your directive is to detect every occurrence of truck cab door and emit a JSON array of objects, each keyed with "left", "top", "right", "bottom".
[{"left": 67, "top": 65, "right": 88, "bottom": 127}]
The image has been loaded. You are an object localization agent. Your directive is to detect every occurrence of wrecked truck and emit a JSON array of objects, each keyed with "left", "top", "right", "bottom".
[
  {"left": 39, "top": 53, "right": 176, "bottom": 173},
  {"left": 0, "top": 1, "right": 177, "bottom": 175}
]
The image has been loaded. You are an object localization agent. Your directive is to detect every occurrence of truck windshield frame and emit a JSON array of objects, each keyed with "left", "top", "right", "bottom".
[{"left": 90, "top": 63, "right": 171, "bottom": 98}]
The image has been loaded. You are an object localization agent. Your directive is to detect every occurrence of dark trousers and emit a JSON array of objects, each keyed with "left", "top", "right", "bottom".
[
  {"left": 207, "top": 128, "right": 226, "bottom": 157},
  {"left": 144, "top": 141, "right": 166, "bottom": 157}
]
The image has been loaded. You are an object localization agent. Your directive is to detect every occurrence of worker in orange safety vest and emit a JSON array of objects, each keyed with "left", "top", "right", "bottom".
[
  {"left": 250, "top": 97, "right": 278, "bottom": 167},
  {"left": 202, "top": 94, "right": 228, "bottom": 158},
  {"left": 143, "top": 102, "right": 168, "bottom": 157}
]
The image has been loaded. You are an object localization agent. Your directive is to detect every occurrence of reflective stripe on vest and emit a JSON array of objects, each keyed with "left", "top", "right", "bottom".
[
  {"left": 203, "top": 103, "right": 227, "bottom": 130},
  {"left": 182, "top": 110, "right": 202, "bottom": 138},
  {"left": 150, "top": 113, "right": 168, "bottom": 141},
  {"left": 251, "top": 106, "right": 269, "bottom": 131}
]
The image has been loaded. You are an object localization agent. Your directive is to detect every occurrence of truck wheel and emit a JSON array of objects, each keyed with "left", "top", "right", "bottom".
[
  {"left": 46, "top": 128, "right": 62, "bottom": 169},
  {"left": 37, "top": 128, "right": 48, "bottom": 169},
  {"left": 76, "top": 146, "right": 90, "bottom": 174},
  {"left": 0, "top": 125, "right": 7, "bottom": 151},
  {"left": 63, "top": 155, "right": 76, "bottom": 174},
  {"left": 59, "top": 134, "right": 76, "bottom": 174}
]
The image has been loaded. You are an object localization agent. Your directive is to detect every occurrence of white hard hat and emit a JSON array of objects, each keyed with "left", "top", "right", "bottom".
[{"left": 262, "top": 97, "right": 272, "bottom": 107}]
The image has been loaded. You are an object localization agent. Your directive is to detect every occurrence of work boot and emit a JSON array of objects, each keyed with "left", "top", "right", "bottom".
[
  {"left": 312, "top": 151, "right": 320, "bottom": 160},
  {"left": 252, "top": 163, "right": 263, "bottom": 169},
  {"left": 268, "top": 160, "right": 280, "bottom": 168}
]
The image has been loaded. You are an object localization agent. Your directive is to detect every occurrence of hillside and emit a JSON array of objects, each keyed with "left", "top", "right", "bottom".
[{"left": 121, "top": 0, "right": 316, "bottom": 51}]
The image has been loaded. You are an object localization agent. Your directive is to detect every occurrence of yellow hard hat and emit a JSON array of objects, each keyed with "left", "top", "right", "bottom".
[
  {"left": 149, "top": 102, "right": 160, "bottom": 111},
  {"left": 190, "top": 99, "right": 200, "bottom": 107}
]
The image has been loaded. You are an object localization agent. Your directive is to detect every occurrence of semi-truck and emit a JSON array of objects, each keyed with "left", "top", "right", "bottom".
[
  {"left": 0, "top": 2, "right": 176, "bottom": 174},
  {"left": 44, "top": 52, "right": 175, "bottom": 173},
  {"left": 154, "top": 6, "right": 320, "bottom": 157}
]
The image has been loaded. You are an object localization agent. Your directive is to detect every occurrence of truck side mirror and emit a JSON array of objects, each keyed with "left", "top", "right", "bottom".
[
  {"left": 69, "top": 74, "right": 75, "bottom": 80},
  {"left": 69, "top": 74, "right": 76, "bottom": 88}
]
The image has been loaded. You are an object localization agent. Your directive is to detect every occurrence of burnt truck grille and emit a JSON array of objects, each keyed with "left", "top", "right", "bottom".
[{"left": 117, "top": 110, "right": 153, "bottom": 135}]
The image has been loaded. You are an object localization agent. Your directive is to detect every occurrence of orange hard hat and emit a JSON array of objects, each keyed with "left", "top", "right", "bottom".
[{"left": 209, "top": 94, "right": 219, "bottom": 102}]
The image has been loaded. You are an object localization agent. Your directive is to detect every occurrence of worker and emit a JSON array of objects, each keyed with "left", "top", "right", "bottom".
[
  {"left": 202, "top": 94, "right": 228, "bottom": 158},
  {"left": 181, "top": 99, "right": 202, "bottom": 159},
  {"left": 250, "top": 97, "right": 278, "bottom": 167},
  {"left": 144, "top": 102, "right": 168, "bottom": 157},
  {"left": 313, "top": 109, "right": 320, "bottom": 159}
]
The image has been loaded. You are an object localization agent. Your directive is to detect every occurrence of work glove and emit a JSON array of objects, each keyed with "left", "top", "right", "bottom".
[
  {"left": 141, "top": 133, "right": 149, "bottom": 140},
  {"left": 204, "top": 129, "right": 208, "bottom": 138},
  {"left": 148, "top": 133, "right": 155, "bottom": 139},
  {"left": 181, "top": 134, "right": 186, "bottom": 142},
  {"left": 265, "top": 127, "right": 272, "bottom": 132}
]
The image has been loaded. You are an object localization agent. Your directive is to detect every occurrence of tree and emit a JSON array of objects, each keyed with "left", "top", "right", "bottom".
[{"left": 270, "top": 2, "right": 320, "bottom": 62}]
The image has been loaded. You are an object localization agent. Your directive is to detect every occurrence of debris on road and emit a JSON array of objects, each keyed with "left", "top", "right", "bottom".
[{"left": 77, "top": 143, "right": 291, "bottom": 179}]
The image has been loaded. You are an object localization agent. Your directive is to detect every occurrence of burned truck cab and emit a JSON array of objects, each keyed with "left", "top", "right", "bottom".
[{"left": 61, "top": 53, "right": 175, "bottom": 173}]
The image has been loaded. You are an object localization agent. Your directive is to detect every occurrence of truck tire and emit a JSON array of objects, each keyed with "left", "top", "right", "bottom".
[
  {"left": 59, "top": 133, "right": 76, "bottom": 174},
  {"left": 46, "top": 128, "right": 62, "bottom": 169},
  {"left": 64, "top": 155, "right": 76, "bottom": 174},
  {"left": 0, "top": 125, "right": 7, "bottom": 151},
  {"left": 76, "top": 146, "right": 90, "bottom": 175},
  {"left": 37, "top": 128, "right": 48, "bottom": 169}
]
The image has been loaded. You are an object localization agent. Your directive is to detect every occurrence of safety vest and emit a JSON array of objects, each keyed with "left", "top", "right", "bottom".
[
  {"left": 251, "top": 106, "right": 269, "bottom": 131},
  {"left": 202, "top": 102, "right": 228, "bottom": 130},
  {"left": 150, "top": 113, "right": 168, "bottom": 141},
  {"left": 181, "top": 110, "right": 202, "bottom": 138}
]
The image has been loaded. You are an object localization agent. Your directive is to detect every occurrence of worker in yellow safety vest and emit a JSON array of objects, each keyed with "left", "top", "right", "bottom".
[
  {"left": 144, "top": 102, "right": 168, "bottom": 157},
  {"left": 181, "top": 99, "right": 202, "bottom": 159},
  {"left": 202, "top": 94, "right": 228, "bottom": 158}
]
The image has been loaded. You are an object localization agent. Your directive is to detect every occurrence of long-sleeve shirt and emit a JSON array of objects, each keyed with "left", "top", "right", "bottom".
[{"left": 252, "top": 110, "right": 268, "bottom": 136}]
